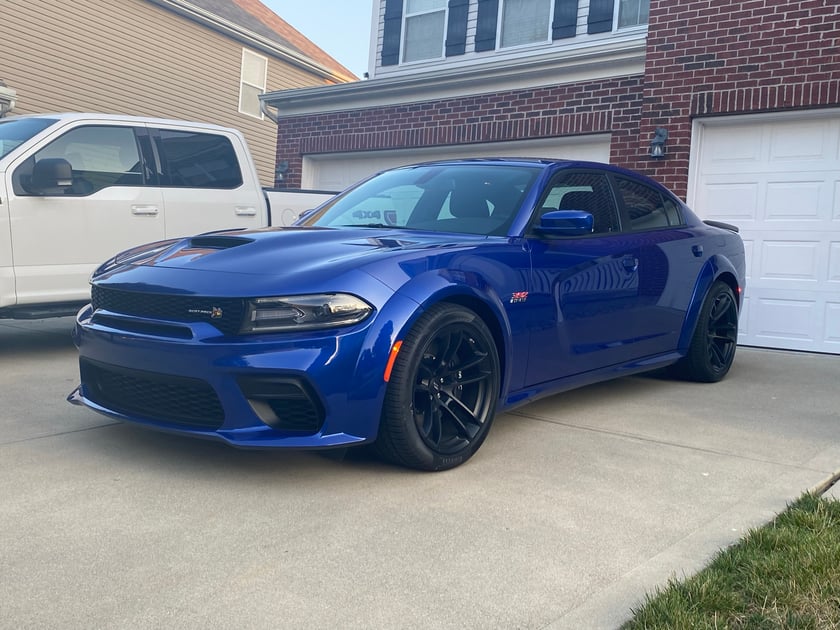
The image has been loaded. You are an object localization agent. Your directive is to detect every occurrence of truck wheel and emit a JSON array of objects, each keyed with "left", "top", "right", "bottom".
[
  {"left": 676, "top": 281, "right": 739, "bottom": 382},
  {"left": 376, "top": 304, "right": 500, "bottom": 471}
]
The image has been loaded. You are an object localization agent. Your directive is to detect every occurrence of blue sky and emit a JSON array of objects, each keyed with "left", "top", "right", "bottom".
[{"left": 262, "top": 1, "right": 375, "bottom": 78}]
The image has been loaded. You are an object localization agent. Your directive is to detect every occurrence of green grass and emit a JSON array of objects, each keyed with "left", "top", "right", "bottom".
[{"left": 623, "top": 493, "right": 840, "bottom": 630}]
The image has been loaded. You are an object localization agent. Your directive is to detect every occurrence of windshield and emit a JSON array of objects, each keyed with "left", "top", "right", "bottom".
[
  {"left": 303, "top": 163, "right": 541, "bottom": 236},
  {"left": 0, "top": 117, "right": 58, "bottom": 160}
]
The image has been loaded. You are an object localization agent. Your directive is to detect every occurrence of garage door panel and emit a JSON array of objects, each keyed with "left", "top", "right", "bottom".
[
  {"left": 701, "top": 181, "right": 759, "bottom": 221},
  {"left": 830, "top": 243, "right": 840, "bottom": 281},
  {"left": 691, "top": 110, "right": 840, "bottom": 353},
  {"left": 826, "top": 302, "right": 840, "bottom": 348},
  {"left": 765, "top": 181, "right": 824, "bottom": 220},
  {"left": 750, "top": 293, "right": 821, "bottom": 348},
  {"left": 759, "top": 241, "right": 820, "bottom": 281},
  {"left": 770, "top": 120, "right": 836, "bottom": 161}
]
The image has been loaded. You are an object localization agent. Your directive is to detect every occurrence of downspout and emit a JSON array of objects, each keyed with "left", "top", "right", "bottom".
[{"left": 259, "top": 96, "right": 279, "bottom": 124}]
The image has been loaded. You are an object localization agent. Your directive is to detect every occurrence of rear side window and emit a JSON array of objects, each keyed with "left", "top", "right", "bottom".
[
  {"left": 615, "top": 176, "right": 683, "bottom": 230},
  {"left": 156, "top": 130, "right": 242, "bottom": 189}
]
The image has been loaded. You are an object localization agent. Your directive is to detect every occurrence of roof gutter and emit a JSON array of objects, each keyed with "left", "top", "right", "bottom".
[{"left": 261, "top": 34, "right": 647, "bottom": 117}]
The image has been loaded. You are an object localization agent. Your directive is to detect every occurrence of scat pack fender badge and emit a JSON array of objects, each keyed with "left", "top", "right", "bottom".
[{"left": 510, "top": 291, "right": 529, "bottom": 304}]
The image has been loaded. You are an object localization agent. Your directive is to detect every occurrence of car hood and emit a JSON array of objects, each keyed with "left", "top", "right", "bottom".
[{"left": 93, "top": 226, "right": 489, "bottom": 295}]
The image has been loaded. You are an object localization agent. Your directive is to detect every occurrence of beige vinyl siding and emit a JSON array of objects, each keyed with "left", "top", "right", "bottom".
[{"left": 0, "top": 0, "right": 334, "bottom": 185}]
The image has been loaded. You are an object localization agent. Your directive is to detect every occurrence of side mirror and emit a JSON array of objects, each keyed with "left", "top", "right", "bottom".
[
  {"left": 537, "top": 210, "right": 594, "bottom": 236},
  {"left": 29, "top": 158, "right": 73, "bottom": 193}
]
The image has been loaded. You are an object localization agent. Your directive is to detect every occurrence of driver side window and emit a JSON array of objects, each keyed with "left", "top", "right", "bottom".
[
  {"left": 13, "top": 125, "right": 142, "bottom": 196},
  {"left": 537, "top": 171, "right": 620, "bottom": 234}
]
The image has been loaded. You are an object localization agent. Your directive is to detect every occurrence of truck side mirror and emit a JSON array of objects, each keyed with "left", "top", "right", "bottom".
[{"left": 29, "top": 158, "right": 74, "bottom": 194}]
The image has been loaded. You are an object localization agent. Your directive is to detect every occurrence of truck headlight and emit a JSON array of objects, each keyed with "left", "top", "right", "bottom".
[{"left": 242, "top": 294, "right": 373, "bottom": 333}]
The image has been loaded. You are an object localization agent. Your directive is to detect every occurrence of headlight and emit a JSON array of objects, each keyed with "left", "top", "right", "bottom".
[{"left": 242, "top": 293, "right": 373, "bottom": 333}]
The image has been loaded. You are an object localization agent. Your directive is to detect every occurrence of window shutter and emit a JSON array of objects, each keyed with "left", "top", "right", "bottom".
[
  {"left": 446, "top": 0, "right": 469, "bottom": 56},
  {"left": 475, "top": 0, "right": 499, "bottom": 52},
  {"left": 587, "top": 0, "right": 614, "bottom": 34},
  {"left": 552, "top": 0, "right": 579, "bottom": 39},
  {"left": 382, "top": 0, "right": 403, "bottom": 66}
]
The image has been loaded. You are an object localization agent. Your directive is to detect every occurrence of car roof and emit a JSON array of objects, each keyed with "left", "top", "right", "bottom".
[
  {"left": 4, "top": 112, "right": 239, "bottom": 133},
  {"left": 389, "top": 157, "right": 672, "bottom": 190}
]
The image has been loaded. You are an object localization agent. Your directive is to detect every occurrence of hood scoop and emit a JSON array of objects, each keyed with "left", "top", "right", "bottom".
[{"left": 188, "top": 235, "right": 254, "bottom": 250}]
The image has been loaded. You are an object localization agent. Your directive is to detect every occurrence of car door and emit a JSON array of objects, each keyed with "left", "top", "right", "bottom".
[
  {"left": 524, "top": 169, "right": 644, "bottom": 384},
  {"left": 611, "top": 174, "right": 701, "bottom": 357},
  {"left": 151, "top": 126, "right": 266, "bottom": 238},
  {"left": 7, "top": 123, "right": 164, "bottom": 305}
]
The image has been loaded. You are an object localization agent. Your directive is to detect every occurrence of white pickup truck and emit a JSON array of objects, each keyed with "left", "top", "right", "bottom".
[{"left": 0, "top": 113, "right": 334, "bottom": 319}]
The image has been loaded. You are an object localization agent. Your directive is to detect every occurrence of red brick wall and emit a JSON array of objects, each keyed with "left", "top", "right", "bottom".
[
  {"left": 274, "top": 0, "right": 840, "bottom": 197},
  {"left": 275, "top": 77, "right": 646, "bottom": 189}
]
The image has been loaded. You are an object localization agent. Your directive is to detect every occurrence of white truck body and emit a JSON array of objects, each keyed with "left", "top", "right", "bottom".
[{"left": 0, "top": 113, "right": 334, "bottom": 318}]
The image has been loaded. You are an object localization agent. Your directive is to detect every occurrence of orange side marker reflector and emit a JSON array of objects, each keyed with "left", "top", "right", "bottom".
[{"left": 383, "top": 340, "right": 403, "bottom": 383}]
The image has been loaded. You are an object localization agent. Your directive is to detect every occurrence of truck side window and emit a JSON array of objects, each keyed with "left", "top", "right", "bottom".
[
  {"left": 155, "top": 130, "right": 243, "bottom": 189},
  {"left": 13, "top": 125, "right": 143, "bottom": 196}
]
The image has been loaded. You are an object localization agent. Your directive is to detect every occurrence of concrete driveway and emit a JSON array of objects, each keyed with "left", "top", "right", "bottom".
[{"left": 2, "top": 317, "right": 838, "bottom": 629}]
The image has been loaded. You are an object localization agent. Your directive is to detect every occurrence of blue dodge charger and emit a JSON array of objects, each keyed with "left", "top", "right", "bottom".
[{"left": 69, "top": 159, "right": 745, "bottom": 470}]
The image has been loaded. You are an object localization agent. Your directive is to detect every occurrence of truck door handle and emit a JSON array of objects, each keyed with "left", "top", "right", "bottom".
[
  {"left": 235, "top": 206, "right": 257, "bottom": 216},
  {"left": 131, "top": 205, "right": 159, "bottom": 216},
  {"left": 622, "top": 255, "right": 639, "bottom": 272}
]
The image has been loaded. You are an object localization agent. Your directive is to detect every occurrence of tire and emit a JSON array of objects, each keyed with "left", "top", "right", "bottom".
[
  {"left": 375, "top": 303, "right": 500, "bottom": 471},
  {"left": 675, "top": 280, "right": 739, "bottom": 382}
]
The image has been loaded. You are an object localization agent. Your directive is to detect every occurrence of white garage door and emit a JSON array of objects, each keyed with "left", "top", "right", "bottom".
[
  {"left": 302, "top": 135, "right": 612, "bottom": 191},
  {"left": 689, "top": 110, "right": 840, "bottom": 354}
]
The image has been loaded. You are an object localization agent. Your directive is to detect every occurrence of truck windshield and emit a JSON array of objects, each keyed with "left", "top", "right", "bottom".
[{"left": 0, "top": 117, "right": 58, "bottom": 160}]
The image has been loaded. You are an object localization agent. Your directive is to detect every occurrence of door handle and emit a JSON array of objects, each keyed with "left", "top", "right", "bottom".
[
  {"left": 235, "top": 206, "right": 257, "bottom": 216},
  {"left": 692, "top": 244, "right": 704, "bottom": 257},
  {"left": 622, "top": 255, "right": 639, "bottom": 272},
  {"left": 131, "top": 205, "right": 159, "bottom": 216}
]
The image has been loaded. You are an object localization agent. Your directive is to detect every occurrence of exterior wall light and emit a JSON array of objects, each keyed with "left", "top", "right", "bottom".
[
  {"left": 649, "top": 127, "right": 668, "bottom": 158},
  {"left": 0, "top": 79, "right": 17, "bottom": 118}
]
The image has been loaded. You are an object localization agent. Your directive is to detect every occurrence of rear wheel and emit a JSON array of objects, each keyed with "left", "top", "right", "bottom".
[
  {"left": 376, "top": 304, "right": 500, "bottom": 471},
  {"left": 676, "top": 281, "right": 738, "bottom": 382}
]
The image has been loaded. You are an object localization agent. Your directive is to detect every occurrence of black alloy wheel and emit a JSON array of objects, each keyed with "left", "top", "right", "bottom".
[
  {"left": 376, "top": 303, "right": 500, "bottom": 471},
  {"left": 677, "top": 280, "right": 739, "bottom": 382}
]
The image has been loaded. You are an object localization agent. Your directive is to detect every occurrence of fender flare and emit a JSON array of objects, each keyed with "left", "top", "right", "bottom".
[{"left": 678, "top": 254, "right": 741, "bottom": 353}]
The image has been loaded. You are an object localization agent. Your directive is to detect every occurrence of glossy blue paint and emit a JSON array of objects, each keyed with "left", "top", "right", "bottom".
[{"left": 69, "top": 159, "right": 746, "bottom": 454}]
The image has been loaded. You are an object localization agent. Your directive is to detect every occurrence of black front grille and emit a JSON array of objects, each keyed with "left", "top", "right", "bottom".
[
  {"left": 80, "top": 359, "right": 225, "bottom": 429},
  {"left": 91, "top": 285, "right": 245, "bottom": 336}
]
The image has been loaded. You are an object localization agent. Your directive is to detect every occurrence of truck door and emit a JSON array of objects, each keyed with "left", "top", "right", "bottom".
[
  {"left": 150, "top": 126, "right": 266, "bottom": 238},
  {"left": 7, "top": 124, "right": 164, "bottom": 306}
]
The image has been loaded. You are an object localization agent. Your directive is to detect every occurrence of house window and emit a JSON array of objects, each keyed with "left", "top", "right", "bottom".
[
  {"left": 617, "top": 0, "right": 649, "bottom": 28},
  {"left": 500, "top": 0, "right": 553, "bottom": 48},
  {"left": 239, "top": 49, "right": 267, "bottom": 119},
  {"left": 403, "top": 0, "right": 447, "bottom": 62}
]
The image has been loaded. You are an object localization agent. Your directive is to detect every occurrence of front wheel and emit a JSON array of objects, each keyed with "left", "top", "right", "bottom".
[
  {"left": 676, "top": 280, "right": 739, "bottom": 382},
  {"left": 375, "top": 304, "right": 500, "bottom": 471}
]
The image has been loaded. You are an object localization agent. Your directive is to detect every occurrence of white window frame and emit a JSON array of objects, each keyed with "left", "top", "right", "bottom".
[
  {"left": 497, "top": 0, "right": 555, "bottom": 50},
  {"left": 615, "top": 0, "right": 650, "bottom": 30},
  {"left": 239, "top": 49, "right": 268, "bottom": 119},
  {"left": 401, "top": 0, "right": 448, "bottom": 64}
]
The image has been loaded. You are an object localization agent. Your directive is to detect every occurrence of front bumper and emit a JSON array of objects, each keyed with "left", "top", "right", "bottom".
[{"left": 68, "top": 304, "right": 392, "bottom": 448}]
